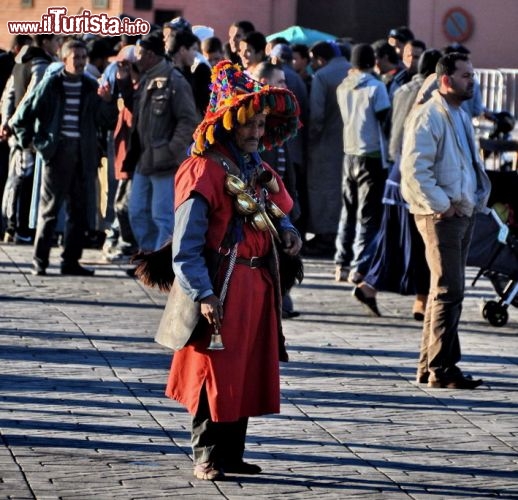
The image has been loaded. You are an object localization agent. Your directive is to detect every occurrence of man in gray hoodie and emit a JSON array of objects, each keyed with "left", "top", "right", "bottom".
[{"left": 334, "top": 44, "right": 390, "bottom": 299}]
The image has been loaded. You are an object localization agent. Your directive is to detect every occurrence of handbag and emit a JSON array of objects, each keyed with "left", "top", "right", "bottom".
[{"left": 154, "top": 278, "right": 203, "bottom": 350}]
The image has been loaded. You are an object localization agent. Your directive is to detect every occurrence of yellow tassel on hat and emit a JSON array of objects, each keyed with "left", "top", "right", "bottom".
[
  {"left": 223, "top": 109, "right": 233, "bottom": 130},
  {"left": 206, "top": 124, "right": 215, "bottom": 144},
  {"left": 237, "top": 105, "right": 247, "bottom": 124},
  {"left": 246, "top": 99, "right": 255, "bottom": 119},
  {"left": 195, "top": 133, "right": 205, "bottom": 152}
]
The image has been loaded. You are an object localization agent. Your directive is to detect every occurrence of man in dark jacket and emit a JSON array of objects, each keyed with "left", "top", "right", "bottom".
[
  {"left": 1, "top": 34, "right": 59, "bottom": 244},
  {"left": 0, "top": 34, "right": 33, "bottom": 239},
  {"left": 11, "top": 39, "right": 118, "bottom": 276},
  {"left": 122, "top": 31, "right": 198, "bottom": 254}
]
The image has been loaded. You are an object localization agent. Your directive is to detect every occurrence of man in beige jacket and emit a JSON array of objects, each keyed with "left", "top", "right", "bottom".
[{"left": 401, "top": 52, "right": 491, "bottom": 389}]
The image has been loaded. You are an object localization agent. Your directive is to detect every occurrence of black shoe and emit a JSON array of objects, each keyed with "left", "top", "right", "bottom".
[
  {"left": 428, "top": 374, "right": 482, "bottom": 389},
  {"left": 282, "top": 309, "right": 300, "bottom": 319},
  {"left": 14, "top": 233, "right": 33, "bottom": 245},
  {"left": 352, "top": 286, "right": 381, "bottom": 317},
  {"left": 224, "top": 460, "right": 262, "bottom": 474},
  {"left": 61, "top": 263, "right": 95, "bottom": 276},
  {"left": 125, "top": 266, "right": 137, "bottom": 278}
]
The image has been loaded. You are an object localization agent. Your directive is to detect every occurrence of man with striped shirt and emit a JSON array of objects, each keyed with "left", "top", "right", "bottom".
[{"left": 11, "top": 39, "right": 118, "bottom": 276}]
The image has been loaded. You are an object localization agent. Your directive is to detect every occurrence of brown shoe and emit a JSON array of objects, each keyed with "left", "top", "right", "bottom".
[
  {"left": 335, "top": 265, "right": 349, "bottom": 282},
  {"left": 428, "top": 375, "right": 483, "bottom": 389},
  {"left": 416, "top": 371, "right": 429, "bottom": 384},
  {"left": 193, "top": 462, "right": 225, "bottom": 481}
]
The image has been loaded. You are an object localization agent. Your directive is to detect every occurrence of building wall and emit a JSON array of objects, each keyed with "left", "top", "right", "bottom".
[
  {"left": 409, "top": 0, "right": 517, "bottom": 69},
  {"left": 297, "top": 0, "right": 408, "bottom": 44},
  {"left": 0, "top": 0, "right": 297, "bottom": 52},
  {"left": 1, "top": 0, "right": 123, "bottom": 50},
  {"left": 122, "top": 0, "right": 297, "bottom": 41},
  {"left": 3, "top": 0, "right": 515, "bottom": 70}
]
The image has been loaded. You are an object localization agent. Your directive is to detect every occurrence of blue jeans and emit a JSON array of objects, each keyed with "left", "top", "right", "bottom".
[
  {"left": 334, "top": 154, "right": 386, "bottom": 275},
  {"left": 414, "top": 214, "right": 474, "bottom": 381},
  {"left": 129, "top": 172, "right": 174, "bottom": 252}
]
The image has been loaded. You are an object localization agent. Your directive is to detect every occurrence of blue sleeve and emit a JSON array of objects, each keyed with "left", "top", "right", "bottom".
[
  {"left": 172, "top": 194, "right": 214, "bottom": 301},
  {"left": 99, "top": 62, "right": 118, "bottom": 97},
  {"left": 278, "top": 215, "right": 301, "bottom": 238}
]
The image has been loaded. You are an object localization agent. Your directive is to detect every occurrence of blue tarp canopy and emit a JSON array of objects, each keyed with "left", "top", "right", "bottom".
[{"left": 266, "top": 25, "right": 337, "bottom": 46}]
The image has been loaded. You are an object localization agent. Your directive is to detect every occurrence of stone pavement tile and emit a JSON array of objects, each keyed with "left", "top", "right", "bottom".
[{"left": 1, "top": 244, "right": 518, "bottom": 498}]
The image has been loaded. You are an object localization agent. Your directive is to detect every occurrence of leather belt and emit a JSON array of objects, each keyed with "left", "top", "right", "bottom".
[{"left": 235, "top": 256, "right": 269, "bottom": 268}]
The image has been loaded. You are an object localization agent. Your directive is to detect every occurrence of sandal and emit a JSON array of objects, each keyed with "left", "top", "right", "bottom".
[{"left": 193, "top": 462, "right": 225, "bottom": 481}]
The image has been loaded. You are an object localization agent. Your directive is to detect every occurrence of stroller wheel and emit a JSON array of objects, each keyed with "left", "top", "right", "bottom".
[{"left": 483, "top": 300, "right": 509, "bottom": 327}]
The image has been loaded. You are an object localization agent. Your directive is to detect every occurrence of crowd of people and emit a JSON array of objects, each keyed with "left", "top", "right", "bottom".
[{"left": 0, "top": 15, "right": 494, "bottom": 480}]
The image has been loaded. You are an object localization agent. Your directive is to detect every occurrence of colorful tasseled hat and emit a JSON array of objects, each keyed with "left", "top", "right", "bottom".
[{"left": 192, "top": 60, "right": 300, "bottom": 155}]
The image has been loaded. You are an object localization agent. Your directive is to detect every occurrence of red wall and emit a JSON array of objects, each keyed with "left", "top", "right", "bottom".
[
  {"left": 409, "top": 0, "right": 517, "bottom": 69},
  {"left": 0, "top": 0, "right": 297, "bottom": 52}
]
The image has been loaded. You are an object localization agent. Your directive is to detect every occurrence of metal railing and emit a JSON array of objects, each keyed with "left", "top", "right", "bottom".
[
  {"left": 475, "top": 68, "right": 518, "bottom": 118},
  {"left": 475, "top": 69, "right": 518, "bottom": 170}
]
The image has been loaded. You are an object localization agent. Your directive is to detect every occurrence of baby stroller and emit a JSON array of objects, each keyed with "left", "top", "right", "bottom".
[{"left": 467, "top": 170, "right": 518, "bottom": 327}]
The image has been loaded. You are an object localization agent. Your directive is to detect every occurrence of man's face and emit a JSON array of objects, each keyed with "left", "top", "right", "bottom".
[
  {"left": 228, "top": 26, "right": 244, "bottom": 53},
  {"left": 388, "top": 36, "right": 405, "bottom": 55},
  {"left": 163, "top": 26, "right": 173, "bottom": 45},
  {"left": 267, "top": 68, "right": 287, "bottom": 89},
  {"left": 375, "top": 54, "right": 390, "bottom": 75},
  {"left": 446, "top": 59, "right": 475, "bottom": 101},
  {"left": 179, "top": 44, "right": 197, "bottom": 67},
  {"left": 205, "top": 49, "right": 224, "bottom": 67},
  {"left": 403, "top": 43, "right": 423, "bottom": 74},
  {"left": 239, "top": 41, "right": 262, "bottom": 69},
  {"left": 309, "top": 52, "right": 324, "bottom": 71},
  {"left": 43, "top": 36, "right": 60, "bottom": 57},
  {"left": 292, "top": 52, "right": 308, "bottom": 73},
  {"left": 135, "top": 44, "right": 154, "bottom": 72},
  {"left": 233, "top": 113, "right": 266, "bottom": 153},
  {"left": 63, "top": 47, "right": 87, "bottom": 75}
]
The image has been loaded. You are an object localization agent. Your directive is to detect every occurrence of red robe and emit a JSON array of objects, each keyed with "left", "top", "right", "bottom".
[{"left": 165, "top": 147, "right": 293, "bottom": 422}]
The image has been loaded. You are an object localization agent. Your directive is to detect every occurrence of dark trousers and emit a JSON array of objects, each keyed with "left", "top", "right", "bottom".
[
  {"left": 415, "top": 214, "right": 474, "bottom": 381},
  {"left": 0, "top": 140, "right": 10, "bottom": 235},
  {"left": 335, "top": 154, "right": 386, "bottom": 275},
  {"left": 2, "top": 146, "right": 34, "bottom": 238},
  {"left": 33, "top": 138, "right": 88, "bottom": 270},
  {"left": 114, "top": 179, "right": 136, "bottom": 246},
  {"left": 192, "top": 385, "right": 248, "bottom": 466}
]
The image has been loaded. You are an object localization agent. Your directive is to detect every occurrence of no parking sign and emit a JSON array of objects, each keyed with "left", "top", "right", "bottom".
[{"left": 442, "top": 7, "right": 474, "bottom": 43}]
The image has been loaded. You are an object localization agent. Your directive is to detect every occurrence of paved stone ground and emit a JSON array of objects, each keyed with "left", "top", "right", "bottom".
[{"left": 0, "top": 242, "right": 517, "bottom": 499}]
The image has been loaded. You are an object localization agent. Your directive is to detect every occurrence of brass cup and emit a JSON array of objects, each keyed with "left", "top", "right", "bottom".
[
  {"left": 235, "top": 192, "right": 258, "bottom": 215},
  {"left": 266, "top": 200, "right": 286, "bottom": 219},
  {"left": 224, "top": 174, "right": 247, "bottom": 195},
  {"left": 250, "top": 210, "right": 269, "bottom": 231},
  {"left": 250, "top": 210, "right": 280, "bottom": 241}
]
